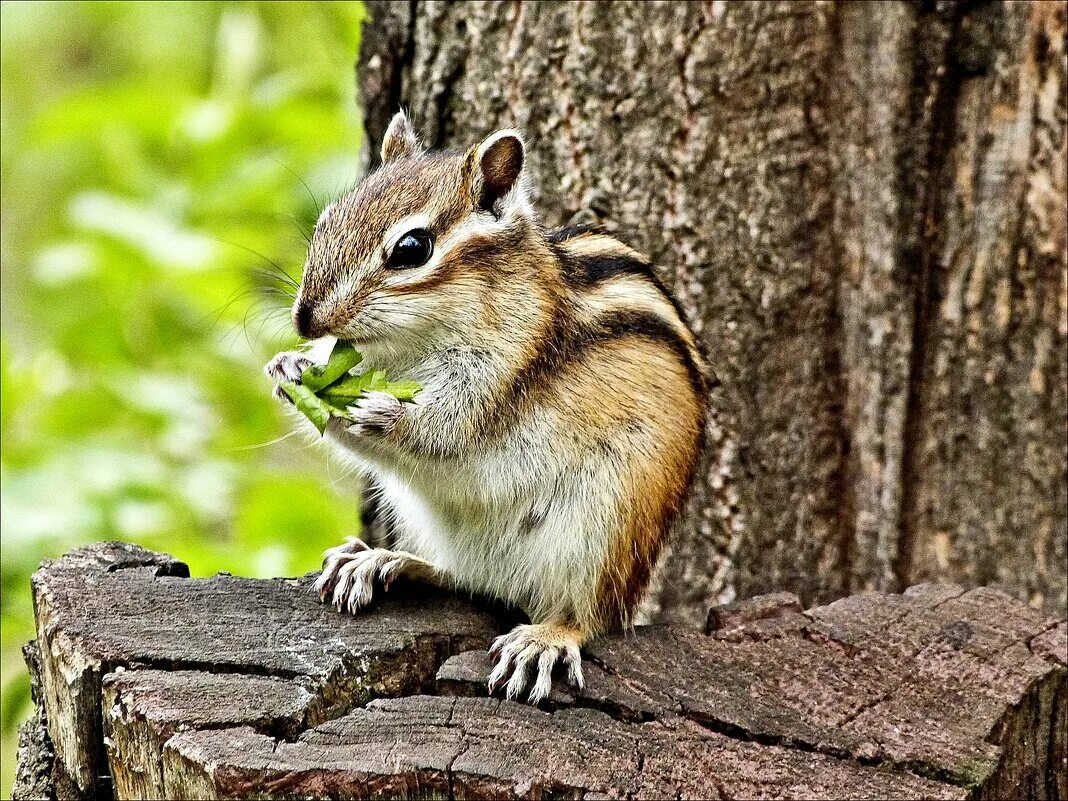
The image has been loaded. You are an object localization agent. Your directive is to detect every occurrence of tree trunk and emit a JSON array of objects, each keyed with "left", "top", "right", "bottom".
[{"left": 357, "top": 0, "right": 1067, "bottom": 623}]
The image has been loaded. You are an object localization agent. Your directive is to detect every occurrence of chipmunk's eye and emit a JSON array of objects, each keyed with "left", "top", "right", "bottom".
[{"left": 386, "top": 228, "right": 434, "bottom": 269}]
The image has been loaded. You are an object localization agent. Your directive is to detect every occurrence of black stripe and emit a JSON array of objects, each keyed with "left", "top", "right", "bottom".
[
  {"left": 642, "top": 267, "right": 691, "bottom": 331},
  {"left": 549, "top": 231, "right": 692, "bottom": 332},
  {"left": 546, "top": 224, "right": 604, "bottom": 243},
  {"left": 550, "top": 231, "right": 656, "bottom": 290},
  {"left": 552, "top": 238, "right": 702, "bottom": 378},
  {"left": 561, "top": 251, "right": 659, "bottom": 288},
  {"left": 594, "top": 309, "right": 708, "bottom": 399},
  {"left": 500, "top": 304, "right": 707, "bottom": 430}
]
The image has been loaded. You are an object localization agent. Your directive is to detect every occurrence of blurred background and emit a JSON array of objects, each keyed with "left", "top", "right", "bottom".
[{"left": 1, "top": 2, "right": 367, "bottom": 791}]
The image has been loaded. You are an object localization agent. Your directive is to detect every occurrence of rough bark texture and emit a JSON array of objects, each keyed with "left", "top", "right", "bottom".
[
  {"left": 14, "top": 543, "right": 1068, "bottom": 799},
  {"left": 356, "top": 0, "right": 1067, "bottom": 623}
]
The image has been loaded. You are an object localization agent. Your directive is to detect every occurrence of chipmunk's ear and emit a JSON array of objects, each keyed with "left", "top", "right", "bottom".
[
  {"left": 381, "top": 110, "right": 422, "bottom": 163},
  {"left": 469, "top": 129, "right": 527, "bottom": 216}
]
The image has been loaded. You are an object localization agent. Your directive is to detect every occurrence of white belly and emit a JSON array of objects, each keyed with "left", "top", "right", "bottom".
[{"left": 371, "top": 457, "right": 606, "bottom": 625}]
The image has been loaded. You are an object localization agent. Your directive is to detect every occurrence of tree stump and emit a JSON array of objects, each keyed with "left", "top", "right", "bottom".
[{"left": 13, "top": 542, "right": 1067, "bottom": 800}]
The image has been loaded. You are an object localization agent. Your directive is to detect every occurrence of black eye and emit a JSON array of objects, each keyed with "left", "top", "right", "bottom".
[{"left": 386, "top": 228, "right": 434, "bottom": 269}]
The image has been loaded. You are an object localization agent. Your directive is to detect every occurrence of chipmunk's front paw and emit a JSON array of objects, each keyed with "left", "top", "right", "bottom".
[
  {"left": 345, "top": 391, "right": 403, "bottom": 435},
  {"left": 313, "top": 539, "right": 416, "bottom": 614},
  {"left": 265, "top": 352, "right": 311, "bottom": 402},
  {"left": 487, "top": 623, "right": 585, "bottom": 705}
]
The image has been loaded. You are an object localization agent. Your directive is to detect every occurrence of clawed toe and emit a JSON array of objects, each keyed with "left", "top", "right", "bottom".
[
  {"left": 265, "top": 352, "right": 311, "bottom": 384},
  {"left": 313, "top": 538, "right": 371, "bottom": 601},
  {"left": 323, "top": 537, "right": 370, "bottom": 563},
  {"left": 487, "top": 624, "right": 585, "bottom": 704},
  {"left": 313, "top": 541, "right": 415, "bottom": 614}
]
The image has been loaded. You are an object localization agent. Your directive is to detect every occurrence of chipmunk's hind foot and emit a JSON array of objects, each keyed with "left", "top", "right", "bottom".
[{"left": 487, "top": 622, "right": 585, "bottom": 705}]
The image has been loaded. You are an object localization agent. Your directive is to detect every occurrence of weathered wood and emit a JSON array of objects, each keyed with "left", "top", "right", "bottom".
[
  {"left": 356, "top": 0, "right": 1068, "bottom": 621},
  {"left": 161, "top": 699, "right": 967, "bottom": 801},
  {"left": 103, "top": 670, "right": 316, "bottom": 800},
  {"left": 15, "top": 543, "right": 1067, "bottom": 800},
  {"left": 440, "top": 586, "right": 1068, "bottom": 799},
  {"left": 12, "top": 643, "right": 55, "bottom": 801},
  {"left": 901, "top": 1, "right": 1068, "bottom": 613},
  {"left": 24, "top": 542, "right": 497, "bottom": 800},
  {"left": 13, "top": 708, "right": 54, "bottom": 801}
]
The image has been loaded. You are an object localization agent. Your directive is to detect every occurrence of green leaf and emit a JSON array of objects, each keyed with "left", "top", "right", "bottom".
[
  {"left": 300, "top": 340, "right": 362, "bottom": 391},
  {"left": 316, "top": 372, "right": 374, "bottom": 404},
  {"left": 279, "top": 381, "right": 334, "bottom": 434},
  {"left": 282, "top": 342, "right": 421, "bottom": 435},
  {"left": 319, "top": 373, "right": 421, "bottom": 405},
  {"left": 379, "top": 380, "right": 421, "bottom": 403}
]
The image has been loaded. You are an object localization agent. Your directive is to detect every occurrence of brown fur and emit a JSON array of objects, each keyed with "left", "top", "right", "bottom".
[
  {"left": 301, "top": 134, "right": 707, "bottom": 636},
  {"left": 548, "top": 336, "right": 704, "bottom": 632},
  {"left": 299, "top": 154, "right": 473, "bottom": 317}
]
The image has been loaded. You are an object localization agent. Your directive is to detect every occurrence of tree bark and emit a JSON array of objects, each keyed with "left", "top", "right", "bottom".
[
  {"left": 357, "top": 0, "right": 1067, "bottom": 623},
  {"left": 15, "top": 543, "right": 1068, "bottom": 800}
]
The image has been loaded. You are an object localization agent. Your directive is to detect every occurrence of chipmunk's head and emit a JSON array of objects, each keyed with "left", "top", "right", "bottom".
[{"left": 293, "top": 111, "right": 538, "bottom": 352}]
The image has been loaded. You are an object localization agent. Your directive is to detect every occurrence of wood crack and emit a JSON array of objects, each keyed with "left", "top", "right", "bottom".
[{"left": 894, "top": 2, "right": 972, "bottom": 590}]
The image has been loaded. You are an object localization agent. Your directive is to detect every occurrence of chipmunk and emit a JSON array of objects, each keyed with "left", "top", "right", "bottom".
[{"left": 265, "top": 112, "right": 708, "bottom": 704}]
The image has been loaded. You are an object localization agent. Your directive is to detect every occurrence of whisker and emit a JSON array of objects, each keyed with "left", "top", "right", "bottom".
[
  {"left": 253, "top": 308, "right": 291, "bottom": 343},
  {"left": 227, "top": 429, "right": 302, "bottom": 452},
  {"left": 239, "top": 302, "right": 290, "bottom": 347},
  {"left": 289, "top": 214, "right": 313, "bottom": 246},
  {"left": 253, "top": 288, "right": 297, "bottom": 304},
  {"left": 208, "top": 234, "right": 301, "bottom": 288},
  {"left": 250, "top": 266, "right": 299, "bottom": 292},
  {"left": 271, "top": 157, "right": 324, "bottom": 218},
  {"left": 328, "top": 460, "right": 363, "bottom": 489},
  {"left": 201, "top": 286, "right": 259, "bottom": 330}
]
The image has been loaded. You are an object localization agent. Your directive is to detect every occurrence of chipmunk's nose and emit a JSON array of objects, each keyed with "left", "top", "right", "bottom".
[{"left": 293, "top": 301, "right": 316, "bottom": 339}]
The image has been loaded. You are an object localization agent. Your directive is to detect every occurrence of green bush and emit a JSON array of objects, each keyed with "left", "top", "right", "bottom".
[{"left": 0, "top": 2, "right": 367, "bottom": 792}]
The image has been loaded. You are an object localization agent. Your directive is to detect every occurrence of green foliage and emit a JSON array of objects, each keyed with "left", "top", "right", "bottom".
[
  {"left": 320, "top": 370, "right": 422, "bottom": 406},
  {"left": 0, "top": 2, "right": 367, "bottom": 792},
  {"left": 282, "top": 341, "right": 421, "bottom": 433},
  {"left": 302, "top": 342, "right": 365, "bottom": 392}
]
